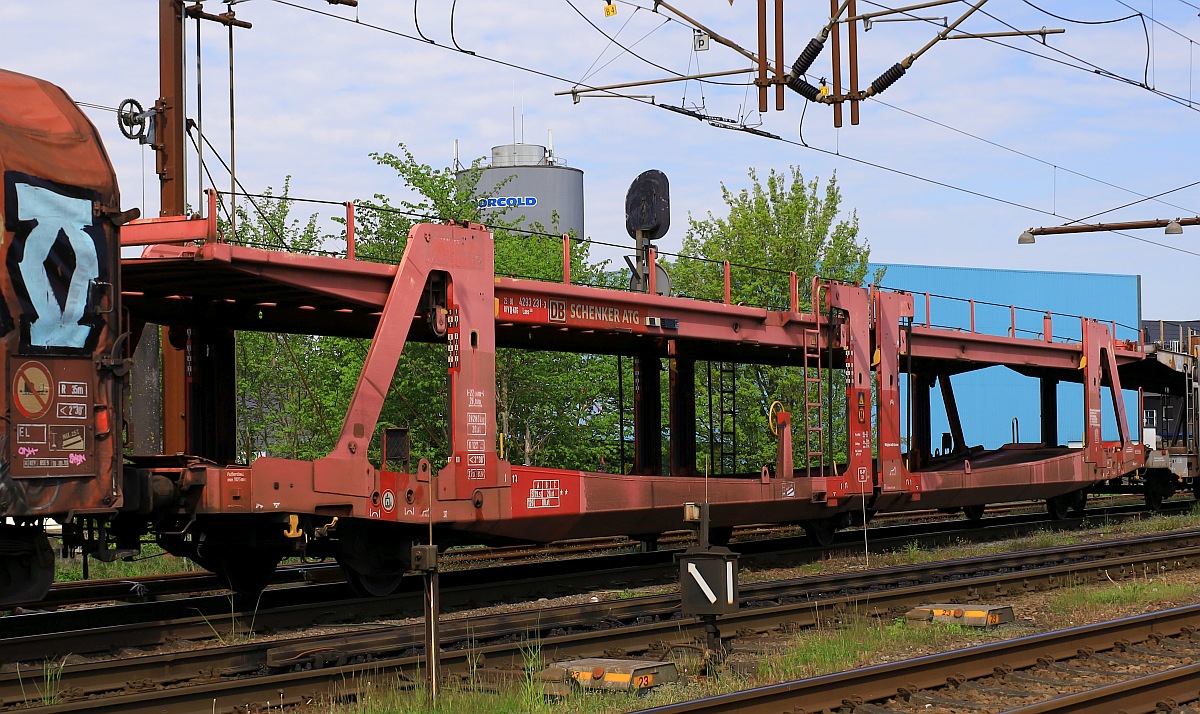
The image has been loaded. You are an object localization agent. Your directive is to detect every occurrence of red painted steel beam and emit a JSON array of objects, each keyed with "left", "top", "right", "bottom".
[
  {"left": 123, "top": 239, "right": 1149, "bottom": 382},
  {"left": 907, "top": 327, "right": 1144, "bottom": 371}
]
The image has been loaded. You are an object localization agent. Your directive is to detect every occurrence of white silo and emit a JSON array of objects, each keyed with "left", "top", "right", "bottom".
[{"left": 464, "top": 138, "right": 585, "bottom": 238}]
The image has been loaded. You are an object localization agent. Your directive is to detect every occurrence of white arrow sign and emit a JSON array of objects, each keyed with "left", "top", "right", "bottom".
[
  {"left": 687, "top": 562, "right": 718, "bottom": 604},
  {"left": 726, "top": 561, "right": 735, "bottom": 605}
]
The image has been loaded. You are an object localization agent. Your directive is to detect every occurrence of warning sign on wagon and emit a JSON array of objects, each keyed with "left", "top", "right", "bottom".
[{"left": 13, "top": 361, "right": 53, "bottom": 419}]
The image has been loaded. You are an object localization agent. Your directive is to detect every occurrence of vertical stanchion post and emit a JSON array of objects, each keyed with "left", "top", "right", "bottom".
[
  {"left": 412, "top": 544, "right": 440, "bottom": 701},
  {"left": 848, "top": 0, "right": 860, "bottom": 125},
  {"left": 830, "top": 0, "right": 843, "bottom": 128},
  {"left": 344, "top": 201, "right": 355, "bottom": 260},
  {"left": 562, "top": 234, "right": 571, "bottom": 284},
  {"left": 648, "top": 248, "right": 658, "bottom": 296},
  {"left": 774, "top": 0, "right": 785, "bottom": 110},
  {"left": 757, "top": 0, "right": 768, "bottom": 113}
]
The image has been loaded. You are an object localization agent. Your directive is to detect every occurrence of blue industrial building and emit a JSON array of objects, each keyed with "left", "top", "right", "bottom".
[{"left": 870, "top": 263, "right": 1141, "bottom": 451}]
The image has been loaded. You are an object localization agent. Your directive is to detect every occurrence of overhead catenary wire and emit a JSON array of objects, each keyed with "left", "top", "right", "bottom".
[
  {"left": 1059, "top": 178, "right": 1200, "bottom": 227},
  {"left": 449, "top": 0, "right": 472, "bottom": 54},
  {"left": 1019, "top": 1, "right": 1143, "bottom": 26},
  {"left": 561, "top": 0, "right": 747, "bottom": 87},
  {"left": 185, "top": 125, "right": 234, "bottom": 227},
  {"left": 194, "top": 132, "right": 292, "bottom": 248},
  {"left": 859, "top": 0, "right": 1199, "bottom": 112},
  {"left": 859, "top": 94, "right": 1200, "bottom": 217},
  {"left": 1016, "top": 0, "right": 1152, "bottom": 85},
  {"left": 651, "top": 1, "right": 1200, "bottom": 216},
  {"left": 1132, "top": 0, "right": 1198, "bottom": 43},
  {"left": 576, "top": 5, "right": 641, "bottom": 86},
  {"left": 267, "top": 0, "right": 1200, "bottom": 260},
  {"left": 413, "top": 0, "right": 432, "bottom": 44},
  {"left": 972, "top": 3, "right": 1193, "bottom": 110},
  {"left": 790, "top": 6, "right": 1199, "bottom": 216},
  {"left": 750, "top": 122, "right": 1200, "bottom": 260}
]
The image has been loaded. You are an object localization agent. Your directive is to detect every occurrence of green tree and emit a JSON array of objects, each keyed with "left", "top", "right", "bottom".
[
  {"left": 671, "top": 167, "right": 877, "bottom": 473},
  {"left": 222, "top": 180, "right": 345, "bottom": 463},
  {"left": 351, "top": 145, "right": 618, "bottom": 470}
]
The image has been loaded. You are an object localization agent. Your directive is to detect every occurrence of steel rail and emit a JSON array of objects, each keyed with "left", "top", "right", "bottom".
[
  {"left": 15, "top": 498, "right": 1164, "bottom": 612},
  {"left": 0, "top": 501, "right": 1175, "bottom": 659},
  {"left": 0, "top": 500, "right": 1185, "bottom": 671},
  {"left": 8, "top": 511, "right": 991, "bottom": 608},
  {"left": 1005, "top": 662, "right": 1200, "bottom": 713},
  {"left": 638, "top": 604, "right": 1200, "bottom": 714},
  {"left": 5, "top": 528, "right": 1200, "bottom": 712}
]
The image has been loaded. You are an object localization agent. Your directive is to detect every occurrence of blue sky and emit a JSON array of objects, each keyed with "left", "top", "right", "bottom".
[{"left": 3, "top": 1, "right": 1199, "bottom": 318}]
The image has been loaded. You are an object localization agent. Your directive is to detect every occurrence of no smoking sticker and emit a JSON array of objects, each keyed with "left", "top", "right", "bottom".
[{"left": 13, "top": 361, "right": 53, "bottom": 419}]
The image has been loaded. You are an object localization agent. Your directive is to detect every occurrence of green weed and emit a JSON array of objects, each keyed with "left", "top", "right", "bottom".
[
  {"left": 53, "top": 542, "right": 196, "bottom": 582},
  {"left": 759, "top": 616, "right": 994, "bottom": 682},
  {"left": 1049, "top": 579, "right": 1197, "bottom": 618},
  {"left": 18, "top": 657, "right": 68, "bottom": 706}
]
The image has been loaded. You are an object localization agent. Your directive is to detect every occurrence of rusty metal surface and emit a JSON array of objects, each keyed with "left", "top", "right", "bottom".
[
  {"left": 0, "top": 68, "right": 122, "bottom": 521},
  {"left": 118, "top": 223, "right": 1151, "bottom": 548}
]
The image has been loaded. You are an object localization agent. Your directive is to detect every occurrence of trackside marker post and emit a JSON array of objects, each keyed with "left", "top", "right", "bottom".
[
  {"left": 678, "top": 502, "right": 739, "bottom": 658},
  {"left": 411, "top": 544, "right": 440, "bottom": 700}
]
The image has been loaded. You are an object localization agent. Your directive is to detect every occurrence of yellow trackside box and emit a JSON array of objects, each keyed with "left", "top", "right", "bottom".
[
  {"left": 540, "top": 658, "right": 678, "bottom": 696},
  {"left": 905, "top": 604, "right": 1015, "bottom": 628}
]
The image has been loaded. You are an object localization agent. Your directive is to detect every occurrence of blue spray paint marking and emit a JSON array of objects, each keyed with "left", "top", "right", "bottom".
[{"left": 14, "top": 183, "right": 99, "bottom": 349}]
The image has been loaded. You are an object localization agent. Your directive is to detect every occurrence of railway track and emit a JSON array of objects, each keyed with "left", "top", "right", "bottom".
[
  {"left": 642, "top": 604, "right": 1200, "bottom": 713},
  {"left": 1, "top": 500, "right": 1176, "bottom": 657},
  {"left": 4, "top": 524, "right": 1200, "bottom": 713},
  {"left": 12, "top": 497, "right": 1167, "bottom": 611}
]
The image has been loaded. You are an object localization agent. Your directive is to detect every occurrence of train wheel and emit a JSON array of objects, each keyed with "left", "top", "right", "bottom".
[
  {"left": 1068, "top": 490, "right": 1088, "bottom": 516},
  {"left": 1144, "top": 470, "right": 1175, "bottom": 513},
  {"left": 334, "top": 519, "right": 410, "bottom": 598},
  {"left": 343, "top": 567, "right": 405, "bottom": 598},
  {"left": 962, "top": 504, "right": 986, "bottom": 522},
  {"left": 0, "top": 525, "right": 54, "bottom": 606},
  {"left": 197, "top": 545, "right": 281, "bottom": 598},
  {"left": 1046, "top": 495, "right": 1071, "bottom": 521},
  {"left": 802, "top": 518, "right": 837, "bottom": 548}
]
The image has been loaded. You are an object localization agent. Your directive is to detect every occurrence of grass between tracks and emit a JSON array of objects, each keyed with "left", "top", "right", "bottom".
[
  {"left": 1049, "top": 579, "right": 1199, "bottom": 619},
  {"left": 321, "top": 619, "right": 1003, "bottom": 714},
  {"left": 322, "top": 505, "right": 1200, "bottom": 714},
  {"left": 52, "top": 542, "right": 196, "bottom": 582}
]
